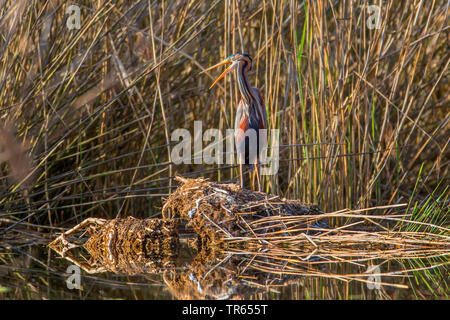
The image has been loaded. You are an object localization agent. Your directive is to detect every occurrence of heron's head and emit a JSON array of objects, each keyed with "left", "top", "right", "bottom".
[{"left": 201, "top": 53, "right": 252, "bottom": 89}]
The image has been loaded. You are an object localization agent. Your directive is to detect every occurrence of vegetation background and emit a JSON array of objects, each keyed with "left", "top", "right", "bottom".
[{"left": 0, "top": 0, "right": 448, "bottom": 299}]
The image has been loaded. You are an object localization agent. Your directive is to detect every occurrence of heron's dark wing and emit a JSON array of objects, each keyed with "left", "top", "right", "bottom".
[{"left": 253, "top": 87, "right": 268, "bottom": 129}]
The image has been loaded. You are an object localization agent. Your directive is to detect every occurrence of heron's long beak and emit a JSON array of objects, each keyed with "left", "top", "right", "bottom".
[{"left": 200, "top": 59, "right": 234, "bottom": 89}]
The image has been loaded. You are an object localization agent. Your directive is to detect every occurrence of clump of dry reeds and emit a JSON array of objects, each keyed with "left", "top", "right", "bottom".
[
  {"left": 162, "top": 176, "right": 324, "bottom": 244},
  {"left": 48, "top": 216, "right": 179, "bottom": 274}
]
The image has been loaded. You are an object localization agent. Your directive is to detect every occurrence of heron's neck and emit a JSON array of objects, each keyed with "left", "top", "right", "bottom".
[{"left": 236, "top": 61, "right": 255, "bottom": 110}]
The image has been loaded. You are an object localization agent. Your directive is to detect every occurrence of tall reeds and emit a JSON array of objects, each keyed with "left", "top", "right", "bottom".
[{"left": 0, "top": 0, "right": 448, "bottom": 223}]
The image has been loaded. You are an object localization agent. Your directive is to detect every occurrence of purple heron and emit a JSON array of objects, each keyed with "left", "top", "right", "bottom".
[{"left": 201, "top": 53, "right": 268, "bottom": 191}]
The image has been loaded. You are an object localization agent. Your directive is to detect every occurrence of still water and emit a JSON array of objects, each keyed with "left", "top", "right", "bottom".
[{"left": 0, "top": 233, "right": 448, "bottom": 299}]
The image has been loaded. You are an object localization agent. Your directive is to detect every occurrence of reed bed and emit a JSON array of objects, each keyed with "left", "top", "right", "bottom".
[
  {"left": 0, "top": 0, "right": 448, "bottom": 223},
  {"left": 0, "top": 0, "right": 449, "bottom": 299}
]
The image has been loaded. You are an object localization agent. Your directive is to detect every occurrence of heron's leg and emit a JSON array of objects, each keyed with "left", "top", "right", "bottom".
[
  {"left": 238, "top": 153, "right": 245, "bottom": 189},
  {"left": 255, "top": 159, "right": 262, "bottom": 192},
  {"left": 250, "top": 166, "right": 255, "bottom": 189},
  {"left": 239, "top": 163, "right": 244, "bottom": 189}
]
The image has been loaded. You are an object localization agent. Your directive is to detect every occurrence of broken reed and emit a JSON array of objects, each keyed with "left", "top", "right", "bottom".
[
  {"left": 218, "top": 204, "right": 449, "bottom": 290},
  {"left": 212, "top": 203, "right": 450, "bottom": 248}
]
